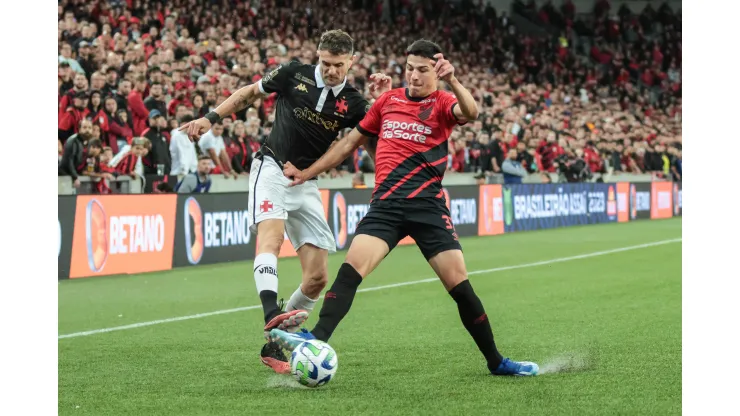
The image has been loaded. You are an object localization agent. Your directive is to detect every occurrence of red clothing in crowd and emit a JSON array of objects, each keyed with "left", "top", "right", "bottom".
[
  {"left": 58, "top": 107, "right": 91, "bottom": 134},
  {"left": 536, "top": 140, "right": 564, "bottom": 172},
  {"left": 584, "top": 146, "right": 602, "bottom": 173},
  {"left": 450, "top": 146, "right": 466, "bottom": 173},
  {"left": 94, "top": 110, "right": 133, "bottom": 154},
  {"left": 127, "top": 90, "right": 150, "bottom": 136}
]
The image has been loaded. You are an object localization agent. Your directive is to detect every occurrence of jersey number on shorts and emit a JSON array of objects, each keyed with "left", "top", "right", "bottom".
[{"left": 442, "top": 215, "right": 459, "bottom": 241}]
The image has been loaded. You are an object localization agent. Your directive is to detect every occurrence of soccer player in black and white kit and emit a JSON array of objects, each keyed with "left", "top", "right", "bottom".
[{"left": 181, "top": 30, "right": 391, "bottom": 374}]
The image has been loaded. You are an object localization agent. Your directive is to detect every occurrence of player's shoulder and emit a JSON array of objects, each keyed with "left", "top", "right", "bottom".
[
  {"left": 266, "top": 58, "right": 304, "bottom": 77},
  {"left": 433, "top": 89, "right": 457, "bottom": 102},
  {"left": 373, "top": 88, "right": 406, "bottom": 104},
  {"left": 340, "top": 83, "right": 364, "bottom": 100}
]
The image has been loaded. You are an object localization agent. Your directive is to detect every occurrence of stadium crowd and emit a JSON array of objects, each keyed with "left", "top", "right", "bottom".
[{"left": 58, "top": 0, "right": 682, "bottom": 190}]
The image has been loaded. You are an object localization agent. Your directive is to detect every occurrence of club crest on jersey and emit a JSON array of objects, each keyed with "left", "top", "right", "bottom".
[
  {"left": 260, "top": 199, "right": 274, "bottom": 213},
  {"left": 295, "top": 83, "right": 308, "bottom": 93},
  {"left": 335, "top": 98, "right": 348, "bottom": 116},
  {"left": 418, "top": 105, "right": 433, "bottom": 121}
]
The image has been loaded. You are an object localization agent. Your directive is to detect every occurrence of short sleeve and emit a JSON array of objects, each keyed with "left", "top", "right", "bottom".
[
  {"left": 357, "top": 94, "right": 387, "bottom": 137},
  {"left": 199, "top": 133, "right": 214, "bottom": 151},
  {"left": 258, "top": 60, "right": 299, "bottom": 95},
  {"left": 439, "top": 92, "right": 467, "bottom": 127},
  {"left": 348, "top": 97, "right": 371, "bottom": 129}
]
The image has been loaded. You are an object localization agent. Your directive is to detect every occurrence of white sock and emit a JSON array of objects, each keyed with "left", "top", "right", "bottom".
[
  {"left": 253, "top": 253, "right": 278, "bottom": 295},
  {"left": 286, "top": 285, "right": 319, "bottom": 313}
]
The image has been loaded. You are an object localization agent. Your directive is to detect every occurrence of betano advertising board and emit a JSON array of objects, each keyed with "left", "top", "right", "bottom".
[{"left": 58, "top": 182, "right": 679, "bottom": 279}]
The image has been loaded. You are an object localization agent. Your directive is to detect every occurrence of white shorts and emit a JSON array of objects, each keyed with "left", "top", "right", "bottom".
[{"left": 247, "top": 156, "right": 336, "bottom": 253}]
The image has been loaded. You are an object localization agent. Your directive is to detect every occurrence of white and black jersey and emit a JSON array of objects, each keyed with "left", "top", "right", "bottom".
[{"left": 258, "top": 59, "right": 370, "bottom": 170}]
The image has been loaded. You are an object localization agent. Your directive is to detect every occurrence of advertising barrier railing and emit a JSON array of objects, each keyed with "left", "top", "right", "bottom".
[{"left": 58, "top": 182, "right": 681, "bottom": 279}]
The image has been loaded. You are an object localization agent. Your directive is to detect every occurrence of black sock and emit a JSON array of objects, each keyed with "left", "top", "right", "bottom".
[
  {"left": 260, "top": 290, "right": 280, "bottom": 324},
  {"left": 311, "top": 263, "right": 363, "bottom": 342},
  {"left": 449, "top": 280, "right": 504, "bottom": 370}
]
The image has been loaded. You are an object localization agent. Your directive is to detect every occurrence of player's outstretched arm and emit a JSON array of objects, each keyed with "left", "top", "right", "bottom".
[
  {"left": 179, "top": 83, "right": 263, "bottom": 140},
  {"left": 283, "top": 128, "right": 368, "bottom": 187}
]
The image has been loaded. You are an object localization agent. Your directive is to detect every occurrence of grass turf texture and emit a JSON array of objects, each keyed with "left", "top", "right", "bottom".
[{"left": 59, "top": 218, "right": 682, "bottom": 415}]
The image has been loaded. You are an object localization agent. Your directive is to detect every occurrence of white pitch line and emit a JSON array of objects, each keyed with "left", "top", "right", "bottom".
[{"left": 58, "top": 238, "right": 681, "bottom": 340}]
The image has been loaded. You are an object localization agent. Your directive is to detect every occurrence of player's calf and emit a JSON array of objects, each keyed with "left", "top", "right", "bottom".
[
  {"left": 254, "top": 219, "right": 286, "bottom": 323},
  {"left": 309, "top": 235, "right": 390, "bottom": 342},
  {"left": 286, "top": 243, "right": 329, "bottom": 313}
]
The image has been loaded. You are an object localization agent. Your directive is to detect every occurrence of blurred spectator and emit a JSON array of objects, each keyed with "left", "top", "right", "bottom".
[
  {"left": 516, "top": 142, "right": 535, "bottom": 173},
  {"left": 143, "top": 110, "right": 172, "bottom": 175},
  {"left": 352, "top": 172, "right": 368, "bottom": 189},
  {"left": 110, "top": 137, "right": 152, "bottom": 179},
  {"left": 170, "top": 114, "right": 198, "bottom": 176},
  {"left": 502, "top": 149, "right": 528, "bottom": 184},
  {"left": 79, "top": 139, "right": 114, "bottom": 194},
  {"left": 225, "top": 120, "right": 253, "bottom": 176},
  {"left": 128, "top": 75, "right": 150, "bottom": 135},
  {"left": 58, "top": 91, "right": 90, "bottom": 142},
  {"left": 58, "top": 43, "right": 84, "bottom": 74},
  {"left": 670, "top": 149, "right": 682, "bottom": 181},
  {"left": 143, "top": 82, "right": 167, "bottom": 116},
  {"left": 58, "top": 73, "right": 88, "bottom": 116},
  {"left": 58, "top": 119, "right": 94, "bottom": 188},
  {"left": 199, "top": 121, "right": 236, "bottom": 179},
  {"left": 94, "top": 96, "right": 132, "bottom": 154},
  {"left": 175, "top": 156, "right": 212, "bottom": 194}
]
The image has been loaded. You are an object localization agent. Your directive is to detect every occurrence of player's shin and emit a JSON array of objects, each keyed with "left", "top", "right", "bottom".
[
  {"left": 311, "top": 263, "right": 363, "bottom": 342},
  {"left": 254, "top": 252, "right": 280, "bottom": 323},
  {"left": 448, "top": 279, "right": 504, "bottom": 370},
  {"left": 286, "top": 285, "right": 319, "bottom": 313}
]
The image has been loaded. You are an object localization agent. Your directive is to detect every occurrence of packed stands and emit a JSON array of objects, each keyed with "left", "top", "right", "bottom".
[{"left": 58, "top": 0, "right": 682, "bottom": 189}]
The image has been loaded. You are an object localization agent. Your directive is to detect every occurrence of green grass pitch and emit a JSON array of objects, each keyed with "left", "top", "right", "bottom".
[{"left": 59, "top": 218, "right": 682, "bottom": 415}]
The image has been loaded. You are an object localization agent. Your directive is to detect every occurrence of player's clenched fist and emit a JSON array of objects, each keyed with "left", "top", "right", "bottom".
[
  {"left": 282, "top": 161, "right": 307, "bottom": 187},
  {"left": 368, "top": 73, "right": 392, "bottom": 99},
  {"left": 433, "top": 53, "right": 455, "bottom": 83},
  {"left": 178, "top": 117, "right": 212, "bottom": 141}
]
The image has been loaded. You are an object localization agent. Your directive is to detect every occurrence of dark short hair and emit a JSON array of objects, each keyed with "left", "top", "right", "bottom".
[
  {"left": 179, "top": 114, "right": 194, "bottom": 124},
  {"left": 135, "top": 75, "right": 147, "bottom": 83},
  {"left": 88, "top": 139, "right": 103, "bottom": 149},
  {"left": 150, "top": 81, "right": 162, "bottom": 88},
  {"left": 318, "top": 30, "right": 354, "bottom": 56},
  {"left": 198, "top": 155, "right": 211, "bottom": 161},
  {"left": 406, "top": 39, "right": 443, "bottom": 60}
]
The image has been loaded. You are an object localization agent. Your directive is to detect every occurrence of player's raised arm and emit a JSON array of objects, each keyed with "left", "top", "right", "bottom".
[
  {"left": 433, "top": 53, "right": 479, "bottom": 122},
  {"left": 178, "top": 83, "right": 262, "bottom": 140},
  {"left": 283, "top": 128, "right": 369, "bottom": 187}
]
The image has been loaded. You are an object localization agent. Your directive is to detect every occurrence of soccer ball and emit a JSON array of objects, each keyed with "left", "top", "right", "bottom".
[{"left": 289, "top": 340, "right": 338, "bottom": 388}]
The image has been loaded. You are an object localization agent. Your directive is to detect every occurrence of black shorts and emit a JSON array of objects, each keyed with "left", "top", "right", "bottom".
[{"left": 354, "top": 197, "right": 462, "bottom": 260}]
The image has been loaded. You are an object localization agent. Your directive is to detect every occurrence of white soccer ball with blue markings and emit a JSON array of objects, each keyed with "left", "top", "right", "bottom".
[{"left": 289, "top": 339, "right": 338, "bottom": 388}]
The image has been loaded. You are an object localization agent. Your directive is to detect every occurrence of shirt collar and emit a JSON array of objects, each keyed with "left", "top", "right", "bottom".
[{"left": 315, "top": 64, "right": 346, "bottom": 96}]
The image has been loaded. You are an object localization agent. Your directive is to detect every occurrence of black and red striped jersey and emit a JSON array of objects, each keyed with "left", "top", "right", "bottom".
[{"left": 357, "top": 88, "right": 466, "bottom": 201}]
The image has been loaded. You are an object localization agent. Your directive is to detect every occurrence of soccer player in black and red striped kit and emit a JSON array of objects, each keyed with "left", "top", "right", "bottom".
[{"left": 272, "top": 40, "right": 539, "bottom": 376}]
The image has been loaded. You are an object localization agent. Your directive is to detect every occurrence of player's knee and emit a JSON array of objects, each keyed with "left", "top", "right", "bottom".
[
  {"left": 344, "top": 256, "right": 370, "bottom": 278},
  {"left": 430, "top": 250, "right": 468, "bottom": 291}
]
